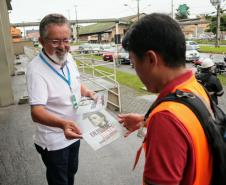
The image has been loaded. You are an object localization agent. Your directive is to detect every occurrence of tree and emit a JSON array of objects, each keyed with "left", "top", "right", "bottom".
[
  {"left": 175, "top": 4, "right": 190, "bottom": 20},
  {"left": 206, "top": 12, "right": 226, "bottom": 34}
]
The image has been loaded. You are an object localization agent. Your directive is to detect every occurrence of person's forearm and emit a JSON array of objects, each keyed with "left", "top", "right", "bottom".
[{"left": 31, "top": 106, "right": 67, "bottom": 129}]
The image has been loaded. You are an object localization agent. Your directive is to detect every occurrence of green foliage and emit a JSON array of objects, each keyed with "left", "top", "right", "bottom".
[
  {"left": 175, "top": 4, "right": 190, "bottom": 20},
  {"left": 206, "top": 14, "right": 226, "bottom": 34}
]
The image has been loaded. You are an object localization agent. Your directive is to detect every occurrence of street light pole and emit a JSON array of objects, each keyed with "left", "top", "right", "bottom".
[
  {"left": 74, "top": 5, "right": 79, "bottom": 43},
  {"left": 210, "top": 0, "right": 221, "bottom": 47},
  {"left": 67, "top": 9, "right": 71, "bottom": 21},
  {"left": 22, "top": 23, "right": 26, "bottom": 40},
  {"left": 137, "top": 0, "right": 140, "bottom": 21}
]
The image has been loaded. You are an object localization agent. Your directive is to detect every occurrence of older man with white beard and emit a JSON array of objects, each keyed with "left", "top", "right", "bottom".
[{"left": 26, "top": 13, "right": 95, "bottom": 185}]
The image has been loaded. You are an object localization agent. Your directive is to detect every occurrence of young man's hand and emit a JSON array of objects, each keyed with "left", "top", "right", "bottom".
[
  {"left": 118, "top": 113, "right": 144, "bottom": 137},
  {"left": 87, "top": 91, "right": 97, "bottom": 100}
]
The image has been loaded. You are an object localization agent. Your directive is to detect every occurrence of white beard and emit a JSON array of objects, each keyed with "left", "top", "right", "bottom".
[{"left": 49, "top": 52, "right": 68, "bottom": 65}]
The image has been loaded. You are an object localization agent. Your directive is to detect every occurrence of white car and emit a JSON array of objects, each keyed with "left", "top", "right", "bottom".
[
  {"left": 186, "top": 45, "right": 200, "bottom": 62},
  {"left": 186, "top": 40, "right": 200, "bottom": 50}
]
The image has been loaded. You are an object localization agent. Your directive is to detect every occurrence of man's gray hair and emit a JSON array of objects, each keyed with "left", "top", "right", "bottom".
[{"left": 39, "top": 13, "right": 70, "bottom": 38}]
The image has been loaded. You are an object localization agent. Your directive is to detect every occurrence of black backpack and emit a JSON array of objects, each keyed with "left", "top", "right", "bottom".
[{"left": 144, "top": 89, "right": 226, "bottom": 185}]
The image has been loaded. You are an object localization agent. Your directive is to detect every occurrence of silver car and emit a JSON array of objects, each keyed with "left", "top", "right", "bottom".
[
  {"left": 118, "top": 48, "right": 130, "bottom": 65},
  {"left": 186, "top": 40, "right": 200, "bottom": 50},
  {"left": 186, "top": 45, "right": 200, "bottom": 62}
]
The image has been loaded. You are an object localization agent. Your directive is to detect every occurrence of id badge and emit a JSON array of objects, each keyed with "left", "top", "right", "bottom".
[{"left": 71, "top": 94, "right": 78, "bottom": 108}]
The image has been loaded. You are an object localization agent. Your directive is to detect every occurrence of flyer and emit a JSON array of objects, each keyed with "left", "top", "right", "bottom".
[
  {"left": 82, "top": 109, "right": 121, "bottom": 150},
  {"left": 77, "top": 91, "right": 122, "bottom": 150}
]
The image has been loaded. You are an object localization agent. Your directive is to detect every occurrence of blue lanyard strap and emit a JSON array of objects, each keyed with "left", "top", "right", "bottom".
[{"left": 39, "top": 53, "right": 71, "bottom": 88}]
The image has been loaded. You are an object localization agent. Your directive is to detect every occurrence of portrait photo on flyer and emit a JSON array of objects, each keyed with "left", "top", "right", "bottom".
[{"left": 82, "top": 109, "right": 122, "bottom": 150}]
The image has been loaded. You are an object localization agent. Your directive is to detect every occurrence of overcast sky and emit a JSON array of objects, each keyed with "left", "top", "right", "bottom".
[{"left": 9, "top": 0, "right": 226, "bottom": 23}]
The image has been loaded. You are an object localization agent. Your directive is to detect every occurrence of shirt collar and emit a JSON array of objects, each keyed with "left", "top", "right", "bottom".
[{"left": 157, "top": 70, "right": 194, "bottom": 100}]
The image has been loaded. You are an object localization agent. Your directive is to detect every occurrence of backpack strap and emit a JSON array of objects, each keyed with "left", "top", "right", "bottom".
[{"left": 144, "top": 89, "right": 211, "bottom": 123}]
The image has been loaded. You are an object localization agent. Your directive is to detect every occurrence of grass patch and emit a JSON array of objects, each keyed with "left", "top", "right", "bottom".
[
  {"left": 191, "top": 39, "right": 226, "bottom": 45},
  {"left": 218, "top": 74, "right": 226, "bottom": 86},
  {"left": 103, "top": 67, "right": 145, "bottom": 93},
  {"left": 199, "top": 45, "right": 226, "bottom": 54},
  {"left": 83, "top": 54, "right": 102, "bottom": 60},
  {"left": 72, "top": 53, "right": 103, "bottom": 60},
  {"left": 76, "top": 60, "right": 146, "bottom": 94}
]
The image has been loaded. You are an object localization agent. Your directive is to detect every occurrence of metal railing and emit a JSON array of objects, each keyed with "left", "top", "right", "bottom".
[{"left": 73, "top": 51, "right": 122, "bottom": 112}]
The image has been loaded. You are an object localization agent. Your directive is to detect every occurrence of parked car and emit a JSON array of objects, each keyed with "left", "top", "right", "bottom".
[
  {"left": 102, "top": 47, "right": 117, "bottom": 61},
  {"left": 215, "top": 56, "right": 226, "bottom": 74},
  {"left": 186, "top": 45, "right": 200, "bottom": 62},
  {"left": 186, "top": 40, "right": 200, "bottom": 50},
  {"left": 90, "top": 44, "right": 104, "bottom": 55},
  {"left": 78, "top": 43, "right": 92, "bottom": 54},
  {"left": 117, "top": 48, "right": 130, "bottom": 65},
  {"left": 102, "top": 44, "right": 113, "bottom": 52},
  {"left": 102, "top": 47, "right": 131, "bottom": 64}
]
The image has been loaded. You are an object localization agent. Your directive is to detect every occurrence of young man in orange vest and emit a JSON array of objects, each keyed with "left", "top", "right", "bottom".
[{"left": 118, "top": 13, "right": 212, "bottom": 185}]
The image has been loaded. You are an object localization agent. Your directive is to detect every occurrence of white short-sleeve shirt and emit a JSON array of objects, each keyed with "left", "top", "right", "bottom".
[{"left": 26, "top": 51, "right": 81, "bottom": 151}]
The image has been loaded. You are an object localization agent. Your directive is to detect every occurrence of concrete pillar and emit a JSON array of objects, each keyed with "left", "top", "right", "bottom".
[{"left": 0, "top": 0, "right": 14, "bottom": 106}]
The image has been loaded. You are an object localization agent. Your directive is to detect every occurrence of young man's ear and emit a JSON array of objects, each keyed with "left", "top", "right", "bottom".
[{"left": 146, "top": 50, "right": 158, "bottom": 66}]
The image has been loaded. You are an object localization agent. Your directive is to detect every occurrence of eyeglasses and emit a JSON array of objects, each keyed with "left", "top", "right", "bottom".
[{"left": 46, "top": 38, "right": 72, "bottom": 47}]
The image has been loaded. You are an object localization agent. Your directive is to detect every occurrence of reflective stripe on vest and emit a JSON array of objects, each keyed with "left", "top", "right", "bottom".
[{"left": 140, "top": 75, "right": 212, "bottom": 185}]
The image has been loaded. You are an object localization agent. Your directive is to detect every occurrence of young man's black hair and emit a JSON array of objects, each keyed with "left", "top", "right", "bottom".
[{"left": 122, "top": 13, "right": 186, "bottom": 68}]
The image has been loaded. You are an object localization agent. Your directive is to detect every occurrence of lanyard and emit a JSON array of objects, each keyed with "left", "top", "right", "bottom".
[{"left": 39, "top": 53, "right": 71, "bottom": 89}]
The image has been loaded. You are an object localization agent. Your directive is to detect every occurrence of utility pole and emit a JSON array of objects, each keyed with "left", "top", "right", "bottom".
[
  {"left": 216, "top": 3, "right": 221, "bottom": 47},
  {"left": 74, "top": 5, "right": 79, "bottom": 43},
  {"left": 171, "top": 0, "right": 174, "bottom": 19},
  {"left": 210, "top": 0, "right": 221, "bottom": 47},
  {"left": 137, "top": 0, "right": 140, "bottom": 21}
]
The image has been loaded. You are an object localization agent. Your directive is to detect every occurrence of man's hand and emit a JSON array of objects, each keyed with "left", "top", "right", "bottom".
[
  {"left": 62, "top": 120, "right": 83, "bottom": 140},
  {"left": 87, "top": 91, "right": 97, "bottom": 100},
  {"left": 118, "top": 113, "right": 144, "bottom": 137},
  {"left": 31, "top": 106, "right": 83, "bottom": 140},
  {"left": 81, "top": 84, "right": 96, "bottom": 100}
]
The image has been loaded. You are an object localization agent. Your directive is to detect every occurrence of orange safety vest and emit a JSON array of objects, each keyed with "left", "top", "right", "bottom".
[{"left": 136, "top": 75, "right": 213, "bottom": 185}]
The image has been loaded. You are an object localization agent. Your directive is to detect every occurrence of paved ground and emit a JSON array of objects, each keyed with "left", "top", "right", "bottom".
[{"left": 0, "top": 53, "right": 226, "bottom": 185}]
